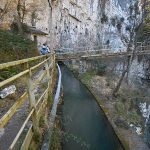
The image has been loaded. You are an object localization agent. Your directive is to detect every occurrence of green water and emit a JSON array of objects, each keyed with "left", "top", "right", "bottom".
[{"left": 61, "top": 66, "right": 124, "bottom": 150}]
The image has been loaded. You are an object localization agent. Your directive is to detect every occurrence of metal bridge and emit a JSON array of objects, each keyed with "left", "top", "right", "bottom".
[{"left": 0, "top": 46, "right": 150, "bottom": 150}]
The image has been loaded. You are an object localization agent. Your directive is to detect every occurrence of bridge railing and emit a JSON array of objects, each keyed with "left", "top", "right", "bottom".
[
  {"left": 0, "top": 54, "right": 56, "bottom": 149},
  {"left": 56, "top": 42, "right": 150, "bottom": 61},
  {"left": 56, "top": 45, "right": 111, "bottom": 54}
]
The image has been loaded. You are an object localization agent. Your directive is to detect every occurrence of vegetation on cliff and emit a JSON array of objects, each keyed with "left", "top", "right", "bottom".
[
  {"left": 0, "top": 30, "right": 38, "bottom": 63},
  {"left": 0, "top": 29, "right": 39, "bottom": 81}
]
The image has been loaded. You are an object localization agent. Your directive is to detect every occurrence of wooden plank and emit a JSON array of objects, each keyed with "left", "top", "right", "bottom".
[
  {"left": 0, "top": 92, "right": 28, "bottom": 128},
  {"left": 57, "top": 50, "right": 150, "bottom": 61},
  {"left": 9, "top": 109, "right": 34, "bottom": 150},
  {"left": 0, "top": 55, "right": 46, "bottom": 70},
  {"left": 21, "top": 125, "right": 33, "bottom": 150},
  {"left": 57, "top": 49, "right": 104, "bottom": 55}
]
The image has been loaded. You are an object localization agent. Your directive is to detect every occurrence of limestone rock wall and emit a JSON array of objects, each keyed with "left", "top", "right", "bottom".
[
  {"left": 0, "top": 0, "right": 135, "bottom": 51},
  {"left": 49, "top": 0, "right": 130, "bottom": 51}
]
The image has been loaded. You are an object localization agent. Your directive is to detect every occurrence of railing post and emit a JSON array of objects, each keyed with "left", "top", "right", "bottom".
[
  {"left": 45, "top": 54, "right": 55, "bottom": 96},
  {"left": 26, "top": 63, "right": 39, "bottom": 133},
  {"left": 45, "top": 57, "right": 51, "bottom": 93},
  {"left": 50, "top": 53, "right": 56, "bottom": 94},
  {"left": 52, "top": 55, "right": 55, "bottom": 92}
]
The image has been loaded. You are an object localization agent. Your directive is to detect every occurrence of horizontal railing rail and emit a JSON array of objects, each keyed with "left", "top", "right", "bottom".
[{"left": 0, "top": 55, "right": 47, "bottom": 70}]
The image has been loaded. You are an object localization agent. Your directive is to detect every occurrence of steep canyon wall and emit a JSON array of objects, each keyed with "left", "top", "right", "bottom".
[
  {"left": 50, "top": 0, "right": 129, "bottom": 51},
  {"left": 0, "top": 0, "right": 132, "bottom": 51}
]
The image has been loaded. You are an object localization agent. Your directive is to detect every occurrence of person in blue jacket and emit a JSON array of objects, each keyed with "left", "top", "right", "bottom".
[{"left": 41, "top": 44, "right": 48, "bottom": 55}]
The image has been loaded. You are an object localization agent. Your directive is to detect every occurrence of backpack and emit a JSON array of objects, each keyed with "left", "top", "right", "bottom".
[{"left": 41, "top": 46, "right": 47, "bottom": 55}]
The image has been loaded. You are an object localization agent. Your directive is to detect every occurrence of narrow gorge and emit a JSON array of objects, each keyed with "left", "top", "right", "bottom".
[{"left": 0, "top": 0, "right": 150, "bottom": 150}]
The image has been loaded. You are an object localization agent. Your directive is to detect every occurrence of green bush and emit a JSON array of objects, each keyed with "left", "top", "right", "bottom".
[{"left": 80, "top": 71, "right": 96, "bottom": 81}]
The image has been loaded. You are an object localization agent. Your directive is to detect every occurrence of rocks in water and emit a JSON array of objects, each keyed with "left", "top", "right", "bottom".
[
  {"left": 115, "top": 118, "right": 129, "bottom": 129},
  {"left": 0, "top": 85, "right": 16, "bottom": 99}
]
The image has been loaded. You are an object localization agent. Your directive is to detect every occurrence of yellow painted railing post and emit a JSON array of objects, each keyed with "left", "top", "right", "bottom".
[
  {"left": 26, "top": 63, "right": 39, "bottom": 133},
  {"left": 50, "top": 53, "right": 55, "bottom": 94},
  {"left": 45, "top": 58, "right": 51, "bottom": 94}
]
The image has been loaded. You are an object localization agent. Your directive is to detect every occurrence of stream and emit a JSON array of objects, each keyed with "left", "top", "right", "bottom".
[
  {"left": 61, "top": 65, "right": 124, "bottom": 150},
  {"left": 64, "top": 55, "right": 150, "bottom": 148}
]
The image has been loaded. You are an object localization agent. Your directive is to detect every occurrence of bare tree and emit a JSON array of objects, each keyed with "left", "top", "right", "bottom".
[
  {"left": 0, "top": 0, "right": 24, "bottom": 34},
  {"left": 0, "top": 0, "right": 13, "bottom": 21},
  {"left": 13, "top": 0, "right": 42, "bottom": 34},
  {"left": 28, "top": 3, "right": 43, "bottom": 27},
  {"left": 112, "top": 0, "right": 144, "bottom": 96}
]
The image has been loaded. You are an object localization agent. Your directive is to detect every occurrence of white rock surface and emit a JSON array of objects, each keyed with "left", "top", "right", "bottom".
[
  {"left": 139, "top": 102, "right": 150, "bottom": 126},
  {"left": 135, "top": 126, "right": 142, "bottom": 135},
  {"left": 130, "top": 124, "right": 142, "bottom": 135}
]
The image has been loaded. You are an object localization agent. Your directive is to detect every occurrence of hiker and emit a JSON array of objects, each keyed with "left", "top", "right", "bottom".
[{"left": 41, "top": 44, "right": 48, "bottom": 55}]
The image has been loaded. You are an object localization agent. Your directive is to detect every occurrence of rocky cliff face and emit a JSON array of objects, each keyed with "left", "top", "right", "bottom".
[
  {"left": 0, "top": 0, "right": 50, "bottom": 45},
  {"left": 49, "top": 0, "right": 131, "bottom": 51},
  {"left": 0, "top": 0, "right": 134, "bottom": 51}
]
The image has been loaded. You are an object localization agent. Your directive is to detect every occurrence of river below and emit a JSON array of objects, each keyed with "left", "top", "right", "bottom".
[{"left": 61, "top": 65, "right": 124, "bottom": 150}]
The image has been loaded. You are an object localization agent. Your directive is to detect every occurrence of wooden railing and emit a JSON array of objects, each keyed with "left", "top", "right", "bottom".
[{"left": 0, "top": 54, "right": 56, "bottom": 149}]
